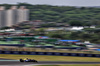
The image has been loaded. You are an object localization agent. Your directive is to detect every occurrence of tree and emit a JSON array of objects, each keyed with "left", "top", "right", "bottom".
[
  {"left": 68, "top": 20, "right": 83, "bottom": 26},
  {"left": 36, "top": 28, "right": 45, "bottom": 35},
  {"left": 80, "top": 7, "right": 86, "bottom": 10},
  {"left": 49, "top": 34, "right": 64, "bottom": 39},
  {"left": 41, "top": 23, "right": 56, "bottom": 27},
  {"left": 0, "top": 26, "right": 11, "bottom": 30}
]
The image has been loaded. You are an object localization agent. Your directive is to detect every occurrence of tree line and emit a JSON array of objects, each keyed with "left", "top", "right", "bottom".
[{"left": 1, "top": 3, "right": 100, "bottom": 26}]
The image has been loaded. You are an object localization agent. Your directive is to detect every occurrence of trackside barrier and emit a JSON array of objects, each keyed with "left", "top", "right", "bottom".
[
  {"left": 0, "top": 50, "right": 100, "bottom": 58},
  {"left": 95, "top": 54, "right": 100, "bottom": 57},
  {"left": 30, "top": 52, "right": 36, "bottom": 55},
  {"left": 46, "top": 52, "right": 53, "bottom": 55},
  {"left": 78, "top": 53, "right": 84, "bottom": 57},
  {"left": 13, "top": 51, "right": 19, "bottom": 54},
  {"left": 62, "top": 53, "right": 69, "bottom": 56}
]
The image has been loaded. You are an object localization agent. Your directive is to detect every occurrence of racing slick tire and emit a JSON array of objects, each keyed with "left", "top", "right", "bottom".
[
  {"left": 20, "top": 59, "right": 24, "bottom": 62},
  {"left": 34, "top": 60, "right": 38, "bottom": 63}
]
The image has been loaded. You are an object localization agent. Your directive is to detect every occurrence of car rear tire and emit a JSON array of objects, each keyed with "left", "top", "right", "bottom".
[
  {"left": 20, "top": 59, "right": 24, "bottom": 62},
  {"left": 34, "top": 60, "right": 38, "bottom": 62}
]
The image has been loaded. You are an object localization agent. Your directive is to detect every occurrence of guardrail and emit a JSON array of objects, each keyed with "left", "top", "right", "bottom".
[
  {"left": 0, "top": 50, "right": 100, "bottom": 58},
  {"left": 0, "top": 47, "right": 100, "bottom": 54}
]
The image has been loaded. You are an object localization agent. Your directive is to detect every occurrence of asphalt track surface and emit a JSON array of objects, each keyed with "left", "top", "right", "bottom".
[{"left": 0, "top": 58, "right": 100, "bottom": 66}]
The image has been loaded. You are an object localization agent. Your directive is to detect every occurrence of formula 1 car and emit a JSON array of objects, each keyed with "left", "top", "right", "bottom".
[{"left": 19, "top": 59, "right": 38, "bottom": 62}]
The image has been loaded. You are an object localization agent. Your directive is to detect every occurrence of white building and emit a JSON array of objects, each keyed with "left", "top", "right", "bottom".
[
  {"left": 0, "top": 6, "right": 29, "bottom": 28},
  {"left": 70, "top": 26, "right": 84, "bottom": 30},
  {"left": 17, "top": 6, "right": 29, "bottom": 23},
  {"left": 6, "top": 6, "right": 18, "bottom": 27},
  {"left": 0, "top": 6, "right": 6, "bottom": 28}
]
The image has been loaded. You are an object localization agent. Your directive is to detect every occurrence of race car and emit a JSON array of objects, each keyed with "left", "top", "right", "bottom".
[{"left": 19, "top": 58, "right": 38, "bottom": 62}]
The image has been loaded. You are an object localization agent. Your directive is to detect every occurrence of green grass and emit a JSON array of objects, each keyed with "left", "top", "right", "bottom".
[
  {"left": 34, "top": 64, "right": 100, "bottom": 66},
  {"left": 0, "top": 54, "right": 100, "bottom": 62},
  {"left": 0, "top": 41, "right": 20, "bottom": 44}
]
